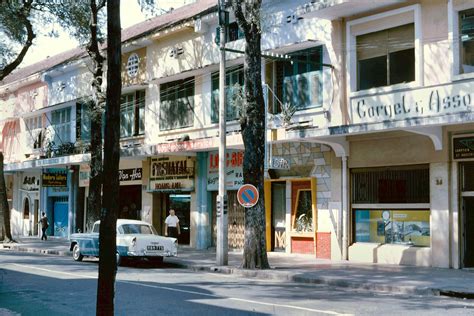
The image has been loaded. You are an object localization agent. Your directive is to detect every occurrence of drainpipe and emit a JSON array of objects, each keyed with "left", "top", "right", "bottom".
[{"left": 342, "top": 156, "right": 348, "bottom": 260}]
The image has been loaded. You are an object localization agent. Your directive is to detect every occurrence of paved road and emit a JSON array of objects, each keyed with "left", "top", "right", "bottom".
[{"left": 1, "top": 251, "right": 474, "bottom": 316}]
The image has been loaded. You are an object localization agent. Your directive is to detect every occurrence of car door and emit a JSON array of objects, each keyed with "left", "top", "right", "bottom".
[{"left": 90, "top": 223, "right": 100, "bottom": 256}]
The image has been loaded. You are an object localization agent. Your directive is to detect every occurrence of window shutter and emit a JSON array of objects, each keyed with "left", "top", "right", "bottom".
[
  {"left": 357, "top": 29, "right": 388, "bottom": 61},
  {"left": 388, "top": 23, "right": 414, "bottom": 53}
]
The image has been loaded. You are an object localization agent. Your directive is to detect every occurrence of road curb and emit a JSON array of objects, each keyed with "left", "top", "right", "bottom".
[{"left": 6, "top": 245, "right": 474, "bottom": 299}]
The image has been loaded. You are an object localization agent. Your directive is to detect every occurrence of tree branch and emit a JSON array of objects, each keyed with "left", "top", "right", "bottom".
[
  {"left": 0, "top": 0, "right": 35, "bottom": 81},
  {"left": 232, "top": 0, "right": 250, "bottom": 36}
]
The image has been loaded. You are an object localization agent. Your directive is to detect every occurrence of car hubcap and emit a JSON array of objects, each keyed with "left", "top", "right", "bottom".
[{"left": 73, "top": 246, "right": 80, "bottom": 259}]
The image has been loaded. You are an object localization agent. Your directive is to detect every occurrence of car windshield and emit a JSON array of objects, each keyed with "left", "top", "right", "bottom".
[{"left": 119, "top": 224, "right": 157, "bottom": 235}]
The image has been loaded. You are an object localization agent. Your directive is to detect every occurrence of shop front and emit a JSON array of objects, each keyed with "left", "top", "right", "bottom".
[
  {"left": 18, "top": 173, "right": 41, "bottom": 236},
  {"left": 263, "top": 142, "right": 332, "bottom": 258},
  {"left": 79, "top": 160, "right": 144, "bottom": 229},
  {"left": 41, "top": 169, "right": 71, "bottom": 238},
  {"left": 207, "top": 150, "right": 245, "bottom": 249},
  {"left": 148, "top": 156, "right": 195, "bottom": 245},
  {"left": 453, "top": 135, "right": 474, "bottom": 268},
  {"left": 346, "top": 130, "right": 444, "bottom": 267}
]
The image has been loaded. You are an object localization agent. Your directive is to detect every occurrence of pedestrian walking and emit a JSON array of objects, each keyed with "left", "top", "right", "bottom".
[
  {"left": 39, "top": 212, "right": 49, "bottom": 241},
  {"left": 164, "top": 209, "right": 180, "bottom": 238}
]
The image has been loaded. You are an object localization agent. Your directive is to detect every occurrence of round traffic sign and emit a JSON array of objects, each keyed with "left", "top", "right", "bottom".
[{"left": 237, "top": 184, "right": 259, "bottom": 208}]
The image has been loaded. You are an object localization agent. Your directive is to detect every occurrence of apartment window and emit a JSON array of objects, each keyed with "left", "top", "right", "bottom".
[
  {"left": 120, "top": 90, "right": 145, "bottom": 138},
  {"left": 25, "top": 115, "right": 43, "bottom": 149},
  {"left": 211, "top": 65, "right": 244, "bottom": 123},
  {"left": 51, "top": 107, "right": 71, "bottom": 144},
  {"left": 160, "top": 78, "right": 194, "bottom": 131},
  {"left": 357, "top": 23, "right": 415, "bottom": 90},
  {"left": 352, "top": 165, "right": 430, "bottom": 247},
  {"left": 271, "top": 47, "right": 323, "bottom": 112},
  {"left": 460, "top": 8, "right": 474, "bottom": 74},
  {"left": 228, "top": 22, "right": 244, "bottom": 42}
]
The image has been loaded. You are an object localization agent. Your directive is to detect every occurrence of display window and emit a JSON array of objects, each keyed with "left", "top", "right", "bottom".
[
  {"left": 351, "top": 165, "right": 430, "bottom": 247},
  {"left": 354, "top": 209, "right": 430, "bottom": 247}
]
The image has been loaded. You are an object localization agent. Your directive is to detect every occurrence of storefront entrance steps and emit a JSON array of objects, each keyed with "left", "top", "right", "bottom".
[{"left": 3, "top": 238, "right": 474, "bottom": 299}]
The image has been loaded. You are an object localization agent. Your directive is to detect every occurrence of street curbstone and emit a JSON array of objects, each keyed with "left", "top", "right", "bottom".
[{"left": 5, "top": 244, "right": 474, "bottom": 299}]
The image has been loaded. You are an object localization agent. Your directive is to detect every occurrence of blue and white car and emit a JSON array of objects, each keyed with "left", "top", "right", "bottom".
[{"left": 70, "top": 219, "right": 178, "bottom": 265}]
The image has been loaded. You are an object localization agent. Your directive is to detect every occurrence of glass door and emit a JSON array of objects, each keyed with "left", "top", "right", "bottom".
[{"left": 271, "top": 182, "right": 286, "bottom": 251}]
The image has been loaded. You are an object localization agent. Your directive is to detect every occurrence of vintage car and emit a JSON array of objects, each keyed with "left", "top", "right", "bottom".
[{"left": 70, "top": 219, "right": 177, "bottom": 265}]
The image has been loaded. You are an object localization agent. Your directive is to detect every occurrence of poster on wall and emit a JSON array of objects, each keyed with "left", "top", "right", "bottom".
[
  {"left": 207, "top": 150, "right": 244, "bottom": 191},
  {"left": 149, "top": 156, "right": 195, "bottom": 191},
  {"left": 42, "top": 172, "right": 67, "bottom": 187}
]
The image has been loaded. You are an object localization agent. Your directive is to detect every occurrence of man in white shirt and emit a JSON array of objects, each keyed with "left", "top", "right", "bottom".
[{"left": 164, "top": 209, "right": 180, "bottom": 238}]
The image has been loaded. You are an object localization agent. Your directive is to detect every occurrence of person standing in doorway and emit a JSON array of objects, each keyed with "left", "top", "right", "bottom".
[
  {"left": 164, "top": 209, "right": 180, "bottom": 238},
  {"left": 39, "top": 212, "right": 49, "bottom": 241}
]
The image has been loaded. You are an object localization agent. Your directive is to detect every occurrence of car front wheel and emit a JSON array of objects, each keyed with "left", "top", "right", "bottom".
[{"left": 72, "top": 244, "right": 83, "bottom": 262}]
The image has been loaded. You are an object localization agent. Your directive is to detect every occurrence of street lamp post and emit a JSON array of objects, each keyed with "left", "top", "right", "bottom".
[{"left": 216, "top": 0, "right": 228, "bottom": 266}]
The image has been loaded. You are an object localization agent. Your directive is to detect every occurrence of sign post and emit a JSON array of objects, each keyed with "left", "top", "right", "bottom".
[{"left": 217, "top": 0, "right": 228, "bottom": 266}]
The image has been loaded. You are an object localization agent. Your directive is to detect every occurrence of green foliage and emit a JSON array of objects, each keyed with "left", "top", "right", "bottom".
[
  {"left": 0, "top": 1, "right": 32, "bottom": 69},
  {"left": 46, "top": 1, "right": 107, "bottom": 45}
]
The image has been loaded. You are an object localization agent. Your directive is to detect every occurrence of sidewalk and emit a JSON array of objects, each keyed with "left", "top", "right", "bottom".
[{"left": 2, "top": 237, "right": 474, "bottom": 298}]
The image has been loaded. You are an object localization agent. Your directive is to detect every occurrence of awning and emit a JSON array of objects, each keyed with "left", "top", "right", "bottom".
[{"left": 1, "top": 119, "right": 20, "bottom": 157}]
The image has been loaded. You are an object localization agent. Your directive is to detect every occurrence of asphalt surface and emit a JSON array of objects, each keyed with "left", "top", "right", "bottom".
[{"left": 1, "top": 250, "right": 474, "bottom": 316}]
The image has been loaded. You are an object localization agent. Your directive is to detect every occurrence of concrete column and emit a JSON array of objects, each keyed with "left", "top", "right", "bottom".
[
  {"left": 342, "top": 156, "right": 348, "bottom": 260},
  {"left": 431, "top": 162, "right": 450, "bottom": 268},
  {"left": 196, "top": 152, "right": 211, "bottom": 250},
  {"left": 451, "top": 162, "right": 460, "bottom": 268}
]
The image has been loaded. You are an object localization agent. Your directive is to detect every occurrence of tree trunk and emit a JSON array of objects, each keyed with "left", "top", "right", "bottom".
[
  {"left": 0, "top": 152, "right": 13, "bottom": 242},
  {"left": 0, "top": 0, "right": 35, "bottom": 81},
  {"left": 233, "top": 0, "right": 270, "bottom": 270},
  {"left": 85, "top": 0, "right": 105, "bottom": 232},
  {"left": 96, "top": 0, "right": 121, "bottom": 315}
]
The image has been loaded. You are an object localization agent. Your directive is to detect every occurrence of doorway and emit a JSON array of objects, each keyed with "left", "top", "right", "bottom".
[
  {"left": 460, "top": 162, "right": 474, "bottom": 268},
  {"left": 462, "top": 197, "right": 474, "bottom": 267},
  {"left": 271, "top": 182, "right": 286, "bottom": 251},
  {"left": 53, "top": 197, "right": 69, "bottom": 237},
  {"left": 169, "top": 194, "right": 191, "bottom": 245},
  {"left": 33, "top": 199, "right": 39, "bottom": 236}
]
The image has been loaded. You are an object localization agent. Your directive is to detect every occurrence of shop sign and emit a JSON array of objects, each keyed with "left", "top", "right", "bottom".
[
  {"left": 207, "top": 150, "right": 244, "bottom": 191},
  {"left": 268, "top": 156, "right": 290, "bottom": 170},
  {"left": 79, "top": 165, "right": 143, "bottom": 187},
  {"left": 351, "top": 81, "right": 473, "bottom": 124},
  {"left": 149, "top": 156, "right": 194, "bottom": 191},
  {"left": 453, "top": 135, "right": 474, "bottom": 160},
  {"left": 21, "top": 175, "right": 40, "bottom": 191},
  {"left": 118, "top": 168, "right": 142, "bottom": 182},
  {"left": 42, "top": 172, "right": 67, "bottom": 187}
]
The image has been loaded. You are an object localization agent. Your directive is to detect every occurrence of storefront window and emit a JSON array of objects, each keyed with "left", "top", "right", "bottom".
[
  {"left": 293, "top": 189, "right": 313, "bottom": 232},
  {"left": 354, "top": 209, "right": 430, "bottom": 247},
  {"left": 460, "top": 8, "right": 474, "bottom": 74}
]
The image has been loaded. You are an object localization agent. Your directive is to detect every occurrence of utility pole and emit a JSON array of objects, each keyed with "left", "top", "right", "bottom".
[{"left": 216, "top": 0, "right": 228, "bottom": 266}]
